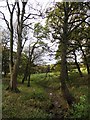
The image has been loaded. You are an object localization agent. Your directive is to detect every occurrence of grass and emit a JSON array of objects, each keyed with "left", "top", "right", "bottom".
[
  {"left": 2, "top": 86, "right": 52, "bottom": 119},
  {"left": 2, "top": 71, "right": 89, "bottom": 119}
]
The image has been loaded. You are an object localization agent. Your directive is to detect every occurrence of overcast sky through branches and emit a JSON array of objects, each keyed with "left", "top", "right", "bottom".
[{"left": 0, "top": 0, "right": 90, "bottom": 65}]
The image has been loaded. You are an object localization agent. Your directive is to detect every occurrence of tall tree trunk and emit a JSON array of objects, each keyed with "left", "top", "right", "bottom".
[
  {"left": 60, "top": 42, "right": 75, "bottom": 107},
  {"left": 9, "top": 29, "right": 13, "bottom": 80},
  {"left": 73, "top": 50, "right": 83, "bottom": 77},
  {"left": 7, "top": 42, "right": 22, "bottom": 92},
  {"left": 6, "top": 1, "right": 16, "bottom": 82},
  {"left": 60, "top": 3, "right": 75, "bottom": 107},
  {"left": 22, "top": 63, "right": 28, "bottom": 84},
  {"left": 88, "top": 75, "right": 90, "bottom": 119},
  {"left": 27, "top": 73, "right": 31, "bottom": 87},
  {"left": 27, "top": 44, "right": 31, "bottom": 87},
  {"left": 6, "top": 2, "right": 27, "bottom": 92},
  {"left": 27, "top": 61, "right": 31, "bottom": 87}
]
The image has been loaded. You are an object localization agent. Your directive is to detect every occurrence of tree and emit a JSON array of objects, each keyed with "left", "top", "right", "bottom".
[
  {"left": 22, "top": 23, "right": 49, "bottom": 87},
  {"left": 8, "top": 1, "right": 28, "bottom": 92},
  {"left": 73, "top": 49, "right": 83, "bottom": 77},
  {"left": 46, "top": 2, "right": 89, "bottom": 106},
  {"left": 0, "top": 0, "right": 43, "bottom": 92},
  {"left": 70, "top": 21, "right": 90, "bottom": 74},
  {"left": 0, "top": 0, "right": 16, "bottom": 80},
  {"left": 0, "top": 1, "right": 28, "bottom": 92}
]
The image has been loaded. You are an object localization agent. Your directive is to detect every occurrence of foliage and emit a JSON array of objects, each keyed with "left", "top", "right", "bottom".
[
  {"left": 46, "top": 2, "right": 90, "bottom": 75},
  {"left": 34, "top": 22, "right": 49, "bottom": 39},
  {"left": 2, "top": 47, "right": 9, "bottom": 76},
  {"left": 67, "top": 95, "right": 89, "bottom": 119}
]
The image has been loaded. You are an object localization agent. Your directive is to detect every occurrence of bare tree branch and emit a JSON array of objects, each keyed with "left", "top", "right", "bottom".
[
  {"left": 0, "top": 11, "right": 10, "bottom": 30},
  {"left": 7, "top": 0, "right": 11, "bottom": 13},
  {"left": 68, "top": 16, "right": 90, "bottom": 35}
]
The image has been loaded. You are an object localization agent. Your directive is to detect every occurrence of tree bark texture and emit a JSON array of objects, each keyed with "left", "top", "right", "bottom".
[
  {"left": 22, "top": 63, "right": 28, "bottom": 84},
  {"left": 60, "top": 3, "right": 75, "bottom": 106}
]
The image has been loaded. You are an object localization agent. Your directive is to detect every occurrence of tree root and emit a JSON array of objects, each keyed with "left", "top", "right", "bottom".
[{"left": 6, "top": 86, "right": 20, "bottom": 93}]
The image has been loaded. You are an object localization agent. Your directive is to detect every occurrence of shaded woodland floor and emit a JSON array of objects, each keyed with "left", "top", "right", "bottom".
[{"left": 2, "top": 72, "right": 89, "bottom": 120}]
